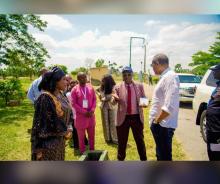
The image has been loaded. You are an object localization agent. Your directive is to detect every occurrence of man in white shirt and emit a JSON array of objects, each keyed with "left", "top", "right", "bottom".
[
  {"left": 149, "top": 53, "right": 180, "bottom": 161},
  {"left": 27, "top": 68, "right": 48, "bottom": 103}
]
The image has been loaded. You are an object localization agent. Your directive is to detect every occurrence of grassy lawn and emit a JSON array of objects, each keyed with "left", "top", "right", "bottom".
[{"left": 0, "top": 77, "right": 187, "bottom": 160}]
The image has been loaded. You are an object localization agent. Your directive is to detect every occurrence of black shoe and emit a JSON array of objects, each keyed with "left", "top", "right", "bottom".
[
  {"left": 106, "top": 140, "right": 112, "bottom": 144},
  {"left": 85, "top": 139, "right": 89, "bottom": 145},
  {"left": 73, "top": 145, "right": 79, "bottom": 149}
]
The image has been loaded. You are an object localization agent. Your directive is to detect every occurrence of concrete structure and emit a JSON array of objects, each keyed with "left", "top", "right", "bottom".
[{"left": 89, "top": 66, "right": 109, "bottom": 85}]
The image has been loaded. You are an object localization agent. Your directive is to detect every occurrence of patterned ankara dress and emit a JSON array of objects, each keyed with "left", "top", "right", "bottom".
[{"left": 31, "top": 92, "right": 67, "bottom": 161}]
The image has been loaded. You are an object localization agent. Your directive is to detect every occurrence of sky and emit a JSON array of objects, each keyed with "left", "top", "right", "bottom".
[{"left": 31, "top": 14, "right": 220, "bottom": 73}]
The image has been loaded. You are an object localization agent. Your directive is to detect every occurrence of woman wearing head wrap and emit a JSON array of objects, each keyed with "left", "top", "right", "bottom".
[{"left": 31, "top": 66, "right": 72, "bottom": 161}]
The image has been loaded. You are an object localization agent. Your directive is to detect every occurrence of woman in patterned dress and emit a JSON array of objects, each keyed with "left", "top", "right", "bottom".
[{"left": 31, "top": 67, "right": 72, "bottom": 161}]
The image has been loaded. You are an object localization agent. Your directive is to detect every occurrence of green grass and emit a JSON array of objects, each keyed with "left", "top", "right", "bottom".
[{"left": 0, "top": 77, "right": 188, "bottom": 160}]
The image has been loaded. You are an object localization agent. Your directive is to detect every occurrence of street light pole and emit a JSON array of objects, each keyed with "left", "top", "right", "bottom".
[
  {"left": 143, "top": 44, "right": 146, "bottom": 73},
  {"left": 129, "top": 37, "right": 147, "bottom": 72},
  {"left": 129, "top": 37, "right": 132, "bottom": 67}
]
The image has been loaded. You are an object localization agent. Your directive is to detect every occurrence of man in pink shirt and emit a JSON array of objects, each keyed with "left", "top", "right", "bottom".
[
  {"left": 115, "top": 66, "right": 147, "bottom": 161},
  {"left": 71, "top": 72, "right": 96, "bottom": 154}
]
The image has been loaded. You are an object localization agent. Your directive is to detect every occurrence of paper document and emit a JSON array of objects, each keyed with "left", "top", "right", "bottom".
[
  {"left": 139, "top": 97, "right": 149, "bottom": 106},
  {"left": 210, "top": 143, "right": 220, "bottom": 152}
]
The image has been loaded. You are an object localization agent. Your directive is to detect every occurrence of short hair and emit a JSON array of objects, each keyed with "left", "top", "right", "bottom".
[
  {"left": 70, "top": 79, "right": 78, "bottom": 85},
  {"left": 66, "top": 74, "right": 72, "bottom": 80},
  {"left": 77, "top": 72, "right": 86, "bottom": 79},
  {"left": 152, "top": 53, "right": 169, "bottom": 65},
  {"left": 39, "top": 67, "right": 48, "bottom": 75}
]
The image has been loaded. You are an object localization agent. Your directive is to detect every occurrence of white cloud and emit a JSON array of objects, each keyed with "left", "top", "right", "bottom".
[
  {"left": 147, "top": 22, "right": 220, "bottom": 69},
  {"left": 40, "top": 15, "right": 73, "bottom": 30},
  {"left": 33, "top": 33, "right": 59, "bottom": 50},
  {"left": 34, "top": 21, "right": 220, "bottom": 73},
  {"left": 144, "top": 20, "right": 163, "bottom": 27}
]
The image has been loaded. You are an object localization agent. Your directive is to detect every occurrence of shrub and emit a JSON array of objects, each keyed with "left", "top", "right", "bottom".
[
  {"left": 152, "top": 76, "right": 159, "bottom": 84},
  {"left": 91, "top": 78, "right": 101, "bottom": 86},
  {"left": 0, "top": 79, "right": 24, "bottom": 105}
]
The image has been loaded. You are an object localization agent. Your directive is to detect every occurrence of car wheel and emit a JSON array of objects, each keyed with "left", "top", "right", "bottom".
[{"left": 200, "top": 110, "right": 207, "bottom": 143}]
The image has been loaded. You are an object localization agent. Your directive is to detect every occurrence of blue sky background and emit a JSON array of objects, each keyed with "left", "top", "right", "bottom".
[{"left": 31, "top": 14, "right": 220, "bottom": 73}]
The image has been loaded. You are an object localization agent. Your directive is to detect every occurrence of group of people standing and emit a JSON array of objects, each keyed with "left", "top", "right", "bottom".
[
  {"left": 27, "top": 53, "right": 220, "bottom": 161},
  {"left": 27, "top": 53, "right": 180, "bottom": 161}
]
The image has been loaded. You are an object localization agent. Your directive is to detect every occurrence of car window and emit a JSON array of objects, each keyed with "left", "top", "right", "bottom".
[
  {"left": 206, "top": 71, "right": 217, "bottom": 87},
  {"left": 178, "top": 75, "right": 201, "bottom": 83}
]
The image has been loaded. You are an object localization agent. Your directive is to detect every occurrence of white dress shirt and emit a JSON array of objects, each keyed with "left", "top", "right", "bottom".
[
  {"left": 149, "top": 68, "right": 180, "bottom": 129},
  {"left": 27, "top": 76, "right": 42, "bottom": 103}
]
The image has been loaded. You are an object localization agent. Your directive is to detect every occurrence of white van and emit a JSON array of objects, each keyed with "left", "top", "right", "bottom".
[
  {"left": 193, "top": 69, "right": 217, "bottom": 142},
  {"left": 178, "top": 73, "right": 201, "bottom": 102}
]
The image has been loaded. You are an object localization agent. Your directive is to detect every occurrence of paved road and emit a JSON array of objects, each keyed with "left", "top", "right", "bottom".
[
  {"left": 144, "top": 84, "right": 209, "bottom": 160},
  {"left": 176, "top": 103, "right": 209, "bottom": 160}
]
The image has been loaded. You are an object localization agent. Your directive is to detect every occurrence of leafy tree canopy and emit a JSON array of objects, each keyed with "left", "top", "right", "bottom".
[{"left": 189, "top": 32, "right": 220, "bottom": 75}]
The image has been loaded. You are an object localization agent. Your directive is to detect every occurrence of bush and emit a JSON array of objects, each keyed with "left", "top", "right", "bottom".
[
  {"left": 91, "top": 78, "right": 101, "bottom": 86},
  {"left": 152, "top": 76, "right": 159, "bottom": 84},
  {"left": 0, "top": 79, "right": 24, "bottom": 105},
  {"left": 71, "top": 67, "right": 88, "bottom": 76}
]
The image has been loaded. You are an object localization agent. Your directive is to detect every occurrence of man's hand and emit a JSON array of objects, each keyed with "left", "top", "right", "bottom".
[
  {"left": 85, "top": 112, "right": 91, "bottom": 117},
  {"left": 88, "top": 111, "right": 94, "bottom": 117},
  {"left": 65, "top": 131, "right": 72, "bottom": 140},
  {"left": 155, "top": 110, "right": 170, "bottom": 124},
  {"left": 36, "top": 152, "right": 43, "bottom": 160},
  {"left": 139, "top": 105, "right": 148, "bottom": 108},
  {"left": 85, "top": 111, "right": 94, "bottom": 117}
]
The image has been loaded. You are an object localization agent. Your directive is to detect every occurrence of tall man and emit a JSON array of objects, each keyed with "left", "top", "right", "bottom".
[
  {"left": 206, "top": 64, "right": 220, "bottom": 160},
  {"left": 150, "top": 53, "right": 180, "bottom": 161},
  {"left": 27, "top": 68, "right": 48, "bottom": 103},
  {"left": 115, "top": 66, "right": 147, "bottom": 161},
  {"left": 71, "top": 72, "right": 96, "bottom": 154}
]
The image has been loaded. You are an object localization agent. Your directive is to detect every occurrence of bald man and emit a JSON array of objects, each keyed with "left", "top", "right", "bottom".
[{"left": 70, "top": 73, "right": 96, "bottom": 154}]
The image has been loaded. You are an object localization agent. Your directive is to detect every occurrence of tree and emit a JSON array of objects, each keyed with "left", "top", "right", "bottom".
[
  {"left": 49, "top": 64, "right": 68, "bottom": 74},
  {"left": 71, "top": 67, "right": 88, "bottom": 76},
  {"left": 209, "top": 32, "right": 220, "bottom": 56},
  {"left": 174, "top": 64, "right": 182, "bottom": 73},
  {"left": 109, "top": 61, "right": 123, "bottom": 75},
  {"left": 189, "top": 32, "right": 220, "bottom": 75},
  {"left": 95, "top": 59, "right": 105, "bottom": 68},
  {"left": 0, "top": 67, "right": 8, "bottom": 79},
  {"left": 0, "top": 79, "right": 24, "bottom": 105},
  {"left": 174, "top": 63, "right": 192, "bottom": 74},
  {"left": 0, "top": 14, "right": 50, "bottom": 77}
]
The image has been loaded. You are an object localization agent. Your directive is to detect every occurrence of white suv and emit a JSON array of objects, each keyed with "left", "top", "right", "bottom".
[
  {"left": 193, "top": 69, "right": 217, "bottom": 142},
  {"left": 178, "top": 73, "right": 201, "bottom": 102}
]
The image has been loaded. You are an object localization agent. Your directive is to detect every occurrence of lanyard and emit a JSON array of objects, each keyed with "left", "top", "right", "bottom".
[{"left": 80, "top": 86, "right": 87, "bottom": 99}]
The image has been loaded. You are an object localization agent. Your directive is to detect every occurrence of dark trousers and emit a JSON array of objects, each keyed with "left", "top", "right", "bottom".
[
  {"left": 150, "top": 123, "right": 175, "bottom": 161},
  {"left": 116, "top": 114, "right": 147, "bottom": 161},
  {"left": 72, "top": 120, "right": 88, "bottom": 149},
  {"left": 207, "top": 131, "right": 220, "bottom": 161}
]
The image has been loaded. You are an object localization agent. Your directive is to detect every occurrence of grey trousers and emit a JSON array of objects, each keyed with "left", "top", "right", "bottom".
[{"left": 101, "top": 107, "right": 118, "bottom": 143}]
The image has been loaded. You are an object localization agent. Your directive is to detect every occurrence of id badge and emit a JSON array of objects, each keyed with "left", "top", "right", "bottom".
[{"left": 83, "top": 99, "right": 88, "bottom": 108}]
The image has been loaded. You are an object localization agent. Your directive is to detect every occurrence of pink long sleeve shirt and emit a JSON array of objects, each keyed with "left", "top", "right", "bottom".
[{"left": 71, "top": 84, "right": 96, "bottom": 129}]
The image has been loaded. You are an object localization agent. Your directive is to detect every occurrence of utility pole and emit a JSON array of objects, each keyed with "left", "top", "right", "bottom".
[{"left": 129, "top": 36, "right": 147, "bottom": 73}]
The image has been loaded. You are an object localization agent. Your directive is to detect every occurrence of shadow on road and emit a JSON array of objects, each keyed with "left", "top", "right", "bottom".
[{"left": 180, "top": 102, "right": 193, "bottom": 109}]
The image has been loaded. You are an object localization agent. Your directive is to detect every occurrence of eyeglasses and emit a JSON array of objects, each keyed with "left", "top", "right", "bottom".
[
  {"left": 123, "top": 73, "right": 132, "bottom": 77},
  {"left": 150, "top": 62, "right": 159, "bottom": 67}
]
